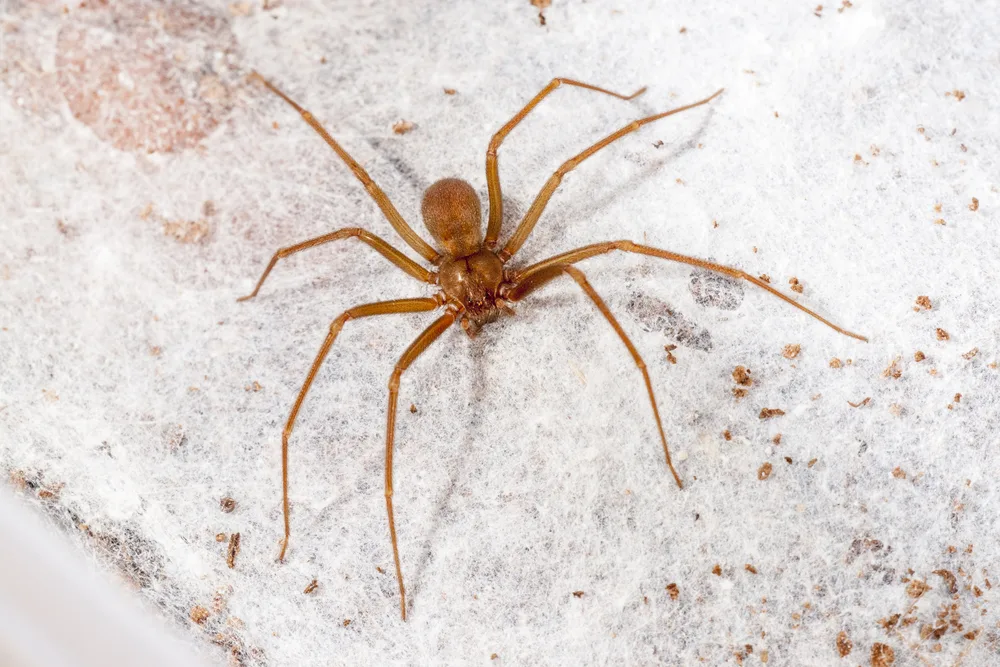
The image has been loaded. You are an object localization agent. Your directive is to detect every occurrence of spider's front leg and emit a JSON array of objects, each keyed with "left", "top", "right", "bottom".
[
  {"left": 505, "top": 264, "right": 684, "bottom": 488},
  {"left": 485, "top": 77, "right": 648, "bottom": 247}
]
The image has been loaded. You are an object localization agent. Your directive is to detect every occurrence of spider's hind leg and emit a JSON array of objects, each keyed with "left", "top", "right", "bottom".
[
  {"left": 507, "top": 264, "right": 683, "bottom": 488},
  {"left": 276, "top": 297, "right": 440, "bottom": 563}
]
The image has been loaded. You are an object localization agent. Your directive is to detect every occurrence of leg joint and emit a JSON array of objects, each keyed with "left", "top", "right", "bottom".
[{"left": 388, "top": 370, "right": 402, "bottom": 391}]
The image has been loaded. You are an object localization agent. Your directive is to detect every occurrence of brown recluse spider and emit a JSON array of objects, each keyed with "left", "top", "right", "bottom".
[{"left": 238, "top": 71, "right": 867, "bottom": 620}]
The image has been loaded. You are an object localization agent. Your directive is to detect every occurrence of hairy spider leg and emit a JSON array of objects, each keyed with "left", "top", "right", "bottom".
[
  {"left": 485, "top": 78, "right": 648, "bottom": 247},
  {"left": 498, "top": 89, "right": 725, "bottom": 263},
  {"left": 250, "top": 71, "right": 441, "bottom": 263},
  {"left": 385, "top": 310, "right": 459, "bottom": 620},
  {"left": 514, "top": 240, "right": 868, "bottom": 342},
  {"left": 277, "top": 298, "right": 442, "bottom": 563},
  {"left": 238, "top": 227, "right": 435, "bottom": 302},
  {"left": 506, "top": 265, "right": 683, "bottom": 487}
]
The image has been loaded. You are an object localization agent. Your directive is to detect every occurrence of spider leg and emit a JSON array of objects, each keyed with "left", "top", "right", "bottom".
[
  {"left": 385, "top": 309, "right": 459, "bottom": 620},
  {"left": 237, "top": 227, "right": 434, "bottom": 302},
  {"left": 498, "top": 89, "right": 724, "bottom": 263},
  {"left": 277, "top": 297, "right": 442, "bottom": 564},
  {"left": 507, "top": 265, "right": 683, "bottom": 488},
  {"left": 485, "top": 78, "right": 648, "bottom": 247},
  {"left": 513, "top": 240, "right": 868, "bottom": 341},
  {"left": 250, "top": 71, "right": 441, "bottom": 263}
]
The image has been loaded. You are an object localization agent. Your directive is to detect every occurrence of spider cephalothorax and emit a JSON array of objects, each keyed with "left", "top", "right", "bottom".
[
  {"left": 239, "top": 71, "right": 866, "bottom": 621},
  {"left": 421, "top": 178, "right": 511, "bottom": 335}
]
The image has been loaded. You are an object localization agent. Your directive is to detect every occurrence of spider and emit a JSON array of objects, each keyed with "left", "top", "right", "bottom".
[{"left": 239, "top": 71, "right": 866, "bottom": 620}]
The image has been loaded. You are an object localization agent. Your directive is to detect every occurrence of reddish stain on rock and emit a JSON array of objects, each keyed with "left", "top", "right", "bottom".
[{"left": 55, "top": 0, "right": 240, "bottom": 153}]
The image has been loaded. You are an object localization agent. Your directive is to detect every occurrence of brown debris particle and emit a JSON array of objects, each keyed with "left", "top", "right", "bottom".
[
  {"left": 935, "top": 328, "right": 950, "bottom": 341},
  {"left": 666, "top": 582, "right": 679, "bottom": 600},
  {"left": 882, "top": 357, "right": 902, "bottom": 379},
  {"left": 969, "top": 197, "right": 979, "bottom": 211},
  {"left": 962, "top": 347, "right": 978, "bottom": 360},
  {"left": 220, "top": 497, "right": 237, "bottom": 513},
  {"left": 443, "top": 88, "right": 457, "bottom": 95},
  {"left": 933, "top": 569, "right": 958, "bottom": 594},
  {"left": 892, "top": 467, "right": 906, "bottom": 479},
  {"left": 530, "top": 0, "right": 551, "bottom": 7},
  {"left": 732, "top": 366, "right": 752, "bottom": 386},
  {"left": 303, "top": 579, "right": 319, "bottom": 594},
  {"left": 829, "top": 357, "right": 843, "bottom": 368},
  {"left": 723, "top": 429, "right": 733, "bottom": 441},
  {"left": 163, "top": 218, "right": 211, "bottom": 244},
  {"left": 914, "top": 350, "right": 926, "bottom": 362},
  {"left": 759, "top": 408, "right": 785, "bottom": 420},
  {"left": 889, "top": 403, "right": 904, "bottom": 417},
  {"left": 807, "top": 458, "right": 817, "bottom": 467},
  {"left": 679, "top": 26, "right": 687, "bottom": 33},
  {"left": 226, "top": 532, "right": 241, "bottom": 569},
  {"left": 782, "top": 344, "right": 801, "bottom": 359},
  {"left": 963, "top": 629, "right": 980, "bottom": 640},
  {"left": 732, "top": 387, "right": 749, "bottom": 399},
  {"left": 870, "top": 642, "right": 895, "bottom": 666},
  {"left": 758, "top": 273, "right": 771, "bottom": 283},
  {"left": 572, "top": 590, "right": 585, "bottom": 598},
  {"left": 409, "top": 403, "right": 417, "bottom": 413},
  {"left": 8, "top": 470, "right": 27, "bottom": 492},
  {"left": 934, "top": 218, "right": 946, "bottom": 225},
  {"left": 244, "top": 381, "right": 263, "bottom": 392},
  {"left": 915, "top": 295, "right": 932, "bottom": 310},
  {"left": 848, "top": 397, "right": 871, "bottom": 408},
  {"left": 757, "top": 462, "right": 773, "bottom": 480},
  {"left": 745, "top": 563, "right": 758, "bottom": 574},
  {"left": 343, "top": 619, "right": 351, "bottom": 627},
  {"left": 953, "top": 393, "right": 962, "bottom": 403},
  {"left": 190, "top": 606, "right": 210, "bottom": 624},
  {"left": 652, "top": 140, "right": 664, "bottom": 148},
  {"left": 772, "top": 433, "right": 782, "bottom": 445},
  {"left": 906, "top": 579, "right": 931, "bottom": 598},
  {"left": 788, "top": 277, "right": 804, "bottom": 293},
  {"left": 713, "top": 219, "right": 719, "bottom": 228},
  {"left": 837, "top": 630, "right": 853, "bottom": 657},
  {"left": 946, "top": 89, "right": 966, "bottom": 101},
  {"left": 392, "top": 120, "right": 415, "bottom": 135},
  {"left": 664, "top": 344, "right": 678, "bottom": 364},
  {"left": 879, "top": 613, "right": 900, "bottom": 631},
  {"left": 215, "top": 533, "right": 227, "bottom": 542},
  {"left": 712, "top": 564, "right": 722, "bottom": 576}
]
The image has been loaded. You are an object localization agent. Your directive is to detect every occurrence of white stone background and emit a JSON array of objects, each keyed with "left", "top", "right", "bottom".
[{"left": 1, "top": 0, "right": 998, "bottom": 665}]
